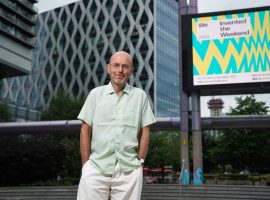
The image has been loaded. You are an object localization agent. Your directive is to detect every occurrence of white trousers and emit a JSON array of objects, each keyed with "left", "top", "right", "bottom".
[{"left": 77, "top": 160, "right": 143, "bottom": 200}]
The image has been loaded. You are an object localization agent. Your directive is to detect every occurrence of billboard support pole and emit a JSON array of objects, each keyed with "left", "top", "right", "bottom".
[
  {"left": 191, "top": 91, "right": 203, "bottom": 185},
  {"left": 187, "top": 0, "right": 201, "bottom": 186},
  {"left": 179, "top": 0, "right": 190, "bottom": 185}
]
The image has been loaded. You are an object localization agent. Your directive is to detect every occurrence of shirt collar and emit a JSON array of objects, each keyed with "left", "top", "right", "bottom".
[{"left": 106, "top": 82, "right": 131, "bottom": 95}]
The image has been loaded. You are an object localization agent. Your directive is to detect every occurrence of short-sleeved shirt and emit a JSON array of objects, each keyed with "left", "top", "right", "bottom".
[{"left": 78, "top": 82, "right": 156, "bottom": 175}]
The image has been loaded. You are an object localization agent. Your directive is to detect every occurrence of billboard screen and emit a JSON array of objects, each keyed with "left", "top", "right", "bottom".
[{"left": 182, "top": 6, "right": 270, "bottom": 95}]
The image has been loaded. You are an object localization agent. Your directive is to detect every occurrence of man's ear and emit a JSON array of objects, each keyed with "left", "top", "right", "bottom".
[{"left": 107, "top": 64, "right": 110, "bottom": 74}]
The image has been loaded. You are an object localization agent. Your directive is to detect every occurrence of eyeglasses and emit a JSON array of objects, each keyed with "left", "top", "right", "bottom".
[{"left": 109, "top": 63, "right": 131, "bottom": 69}]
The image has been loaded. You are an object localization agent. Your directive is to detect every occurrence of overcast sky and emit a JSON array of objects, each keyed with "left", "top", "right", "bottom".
[
  {"left": 198, "top": 0, "right": 270, "bottom": 13},
  {"left": 36, "top": 0, "right": 270, "bottom": 13},
  {"left": 35, "top": 0, "right": 270, "bottom": 116}
]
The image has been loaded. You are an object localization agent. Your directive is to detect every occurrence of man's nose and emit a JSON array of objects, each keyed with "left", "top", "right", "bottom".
[{"left": 117, "top": 65, "right": 123, "bottom": 72}]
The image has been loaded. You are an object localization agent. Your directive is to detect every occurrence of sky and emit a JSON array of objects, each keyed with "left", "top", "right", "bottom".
[
  {"left": 36, "top": 0, "right": 79, "bottom": 13},
  {"left": 35, "top": 0, "right": 270, "bottom": 116}
]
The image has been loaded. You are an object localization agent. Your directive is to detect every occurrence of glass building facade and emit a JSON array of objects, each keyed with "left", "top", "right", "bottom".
[
  {"left": 1, "top": 0, "right": 179, "bottom": 120},
  {"left": 155, "top": 0, "right": 179, "bottom": 117}
]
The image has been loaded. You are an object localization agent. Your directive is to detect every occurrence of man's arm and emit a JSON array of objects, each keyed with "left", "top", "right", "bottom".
[
  {"left": 137, "top": 125, "right": 150, "bottom": 161},
  {"left": 80, "top": 122, "right": 92, "bottom": 166}
]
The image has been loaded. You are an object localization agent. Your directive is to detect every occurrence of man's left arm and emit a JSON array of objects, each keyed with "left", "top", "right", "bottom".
[{"left": 137, "top": 125, "right": 150, "bottom": 161}]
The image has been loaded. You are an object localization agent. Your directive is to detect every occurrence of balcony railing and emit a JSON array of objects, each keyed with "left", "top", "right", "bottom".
[
  {"left": 0, "top": 21, "right": 35, "bottom": 47},
  {"left": 17, "top": 0, "right": 38, "bottom": 13},
  {"left": 0, "top": 8, "right": 34, "bottom": 35}
]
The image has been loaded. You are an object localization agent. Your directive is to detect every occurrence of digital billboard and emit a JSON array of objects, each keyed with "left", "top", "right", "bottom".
[{"left": 182, "top": 6, "right": 270, "bottom": 95}]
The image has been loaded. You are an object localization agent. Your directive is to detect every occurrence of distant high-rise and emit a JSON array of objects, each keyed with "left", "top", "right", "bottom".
[
  {"left": 0, "top": 0, "right": 38, "bottom": 78},
  {"left": 208, "top": 98, "right": 224, "bottom": 117},
  {"left": 207, "top": 98, "right": 224, "bottom": 137},
  {"left": 1, "top": 0, "right": 180, "bottom": 121}
]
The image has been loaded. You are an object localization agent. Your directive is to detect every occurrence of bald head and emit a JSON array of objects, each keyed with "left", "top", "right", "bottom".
[
  {"left": 107, "top": 51, "right": 134, "bottom": 91},
  {"left": 109, "top": 51, "right": 133, "bottom": 67}
]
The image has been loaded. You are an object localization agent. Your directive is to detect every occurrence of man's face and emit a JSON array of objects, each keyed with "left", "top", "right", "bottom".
[{"left": 107, "top": 53, "right": 133, "bottom": 88}]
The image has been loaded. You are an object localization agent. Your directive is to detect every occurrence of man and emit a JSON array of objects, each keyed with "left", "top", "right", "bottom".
[{"left": 77, "top": 51, "right": 156, "bottom": 200}]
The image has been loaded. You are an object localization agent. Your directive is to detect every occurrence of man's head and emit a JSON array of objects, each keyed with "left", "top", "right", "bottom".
[{"left": 107, "top": 51, "right": 134, "bottom": 89}]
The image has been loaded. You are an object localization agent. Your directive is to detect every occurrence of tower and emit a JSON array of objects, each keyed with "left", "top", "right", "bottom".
[
  {"left": 207, "top": 97, "right": 224, "bottom": 137},
  {"left": 207, "top": 97, "right": 224, "bottom": 117}
]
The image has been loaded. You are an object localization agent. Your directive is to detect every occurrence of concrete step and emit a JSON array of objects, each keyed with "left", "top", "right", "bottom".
[
  {"left": 0, "top": 184, "right": 269, "bottom": 200},
  {"left": 0, "top": 186, "right": 77, "bottom": 200},
  {"left": 141, "top": 184, "right": 270, "bottom": 200}
]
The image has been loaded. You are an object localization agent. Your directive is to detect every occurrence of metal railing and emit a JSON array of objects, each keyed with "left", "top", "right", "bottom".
[{"left": 1, "top": 115, "right": 270, "bottom": 134}]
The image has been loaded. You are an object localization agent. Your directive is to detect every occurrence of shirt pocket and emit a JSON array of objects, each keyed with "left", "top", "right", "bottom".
[{"left": 121, "top": 110, "right": 139, "bottom": 129}]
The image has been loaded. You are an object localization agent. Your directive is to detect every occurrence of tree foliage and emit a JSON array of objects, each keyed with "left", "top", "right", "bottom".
[
  {"left": 228, "top": 94, "right": 268, "bottom": 115},
  {"left": 0, "top": 90, "right": 85, "bottom": 186},
  {"left": 0, "top": 101, "right": 13, "bottom": 122},
  {"left": 202, "top": 133, "right": 218, "bottom": 173},
  {"left": 40, "top": 89, "right": 85, "bottom": 120},
  {"left": 147, "top": 131, "right": 181, "bottom": 170},
  {"left": 0, "top": 134, "right": 65, "bottom": 186},
  {"left": 39, "top": 89, "right": 85, "bottom": 181},
  {"left": 207, "top": 95, "right": 270, "bottom": 173}
]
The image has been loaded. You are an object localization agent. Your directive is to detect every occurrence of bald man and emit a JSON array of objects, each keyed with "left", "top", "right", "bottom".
[{"left": 77, "top": 51, "right": 156, "bottom": 200}]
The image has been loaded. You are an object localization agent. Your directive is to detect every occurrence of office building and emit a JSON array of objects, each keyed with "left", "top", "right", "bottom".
[
  {"left": 0, "top": 0, "right": 38, "bottom": 78},
  {"left": 1, "top": 0, "right": 179, "bottom": 120},
  {"left": 0, "top": 0, "right": 38, "bottom": 119}
]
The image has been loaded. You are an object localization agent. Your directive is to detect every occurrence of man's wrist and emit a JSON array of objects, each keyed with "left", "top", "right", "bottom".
[{"left": 137, "top": 157, "right": 145, "bottom": 164}]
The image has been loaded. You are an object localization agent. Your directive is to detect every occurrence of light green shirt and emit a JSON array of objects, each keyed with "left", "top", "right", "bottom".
[{"left": 78, "top": 82, "right": 156, "bottom": 174}]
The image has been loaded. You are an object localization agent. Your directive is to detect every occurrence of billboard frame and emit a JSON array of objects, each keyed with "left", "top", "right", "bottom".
[{"left": 181, "top": 6, "right": 270, "bottom": 96}]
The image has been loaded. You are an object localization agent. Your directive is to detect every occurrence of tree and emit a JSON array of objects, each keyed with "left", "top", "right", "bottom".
[
  {"left": 202, "top": 133, "right": 218, "bottom": 173},
  {"left": 146, "top": 131, "right": 181, "bottom": 183},
  {"left": 0, "top": 134, "right": 65, "bottom": 186},
  {"left": 0, "top": 90, "right": 86, "bottom": 186},
  {"left": 40, "top": 89, "right": 86, "bottom": 181},
  {"left": 0, "top": 101, "right": 13, "bottom": 121},
  {"left": 40, "top": 89, "right": 85, "bottom": 120},
  {"left": 209, "top": 95, "right": 270, "bottom": 173},
  {"left": 228, "top": 94, "right": 268, "bottom": 115},
  {"left": 147, "top": 131, "right": 181, "bottom": 170}
]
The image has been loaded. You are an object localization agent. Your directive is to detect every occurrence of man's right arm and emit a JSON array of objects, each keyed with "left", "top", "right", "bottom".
[{"left": 80, "top": 122, "right": 92, "bottom": 166}]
